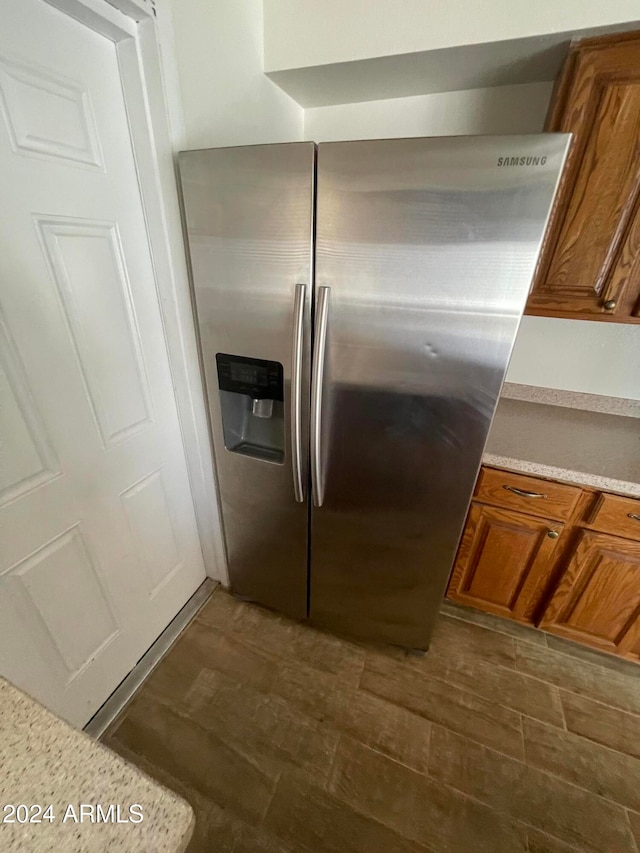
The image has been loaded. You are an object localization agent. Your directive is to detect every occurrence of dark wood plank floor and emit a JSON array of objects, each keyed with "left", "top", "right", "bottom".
[{"left": 104, "top": 589, "right": 640, "bottom": 852}]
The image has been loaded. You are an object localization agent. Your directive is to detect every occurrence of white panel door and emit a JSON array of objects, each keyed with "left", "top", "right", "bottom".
[{"left": 0, "top": 0, "right": 206, "bottom": 726}]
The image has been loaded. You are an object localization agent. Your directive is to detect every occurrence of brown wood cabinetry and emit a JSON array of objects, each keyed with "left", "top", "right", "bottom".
[
  {"left": 588, "top": 492, "right": 640, "bottom": 540},
  {"left": 447, "top": 503, "right": 564, "bottom": 623},
  {"left": 539, "top": 530, "right": 640, "bottom": 659},
  {"left": 526, "top": 31, "right": 640, "bottom": 323},
  {"left": 446, "top": 465, "right": 640, "bottom": 662},
  {"left": 475, "top": 467, "right": 581, "bottom": 521}
]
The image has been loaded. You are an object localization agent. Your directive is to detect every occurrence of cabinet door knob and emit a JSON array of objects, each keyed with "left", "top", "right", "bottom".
[
  {"left": 603, "top": 299, "right": 617, "bottom": 310},
  {"left": 547, "top": 530, "right": 559, "bottom": 539}
]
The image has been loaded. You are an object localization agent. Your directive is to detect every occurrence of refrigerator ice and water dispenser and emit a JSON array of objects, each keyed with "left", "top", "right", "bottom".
[{"left": 215, "top": 353, "right": 285, "bottom": 464}]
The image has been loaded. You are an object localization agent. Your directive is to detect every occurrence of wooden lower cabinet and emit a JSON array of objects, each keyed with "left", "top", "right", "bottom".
[
  {"left": 446, "top": 465, "right": 640, "bottom": 662},
  {"left": 447, "top": 503, "right": 564, "bottom": 624},
  {"left": 539, "top": 530, "right": 640, "bottom": 661}
]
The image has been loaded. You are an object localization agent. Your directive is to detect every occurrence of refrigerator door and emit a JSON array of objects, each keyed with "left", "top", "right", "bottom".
[
  {"left": 179, "top": 143, "right": 315, "bottom": 620},
  {"left": 311, "top": 135, "right": 570, "bottom": 648}
]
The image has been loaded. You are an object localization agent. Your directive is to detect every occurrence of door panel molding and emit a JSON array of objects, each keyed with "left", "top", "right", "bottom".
[
  {"left": 0, "top": 308, "right": 61, "bottom": 506},
  {"left": 36, "top": 216, "right": 154, "bottom": 447},
  {"left": 120, "top": 467, "right": 183, "bottom": 598},
  {"left": 0, "top": 50, "right": 104, "bottom": 169},
  {"left": 5, "top": 524, "right": 120, "bottom": 683}
]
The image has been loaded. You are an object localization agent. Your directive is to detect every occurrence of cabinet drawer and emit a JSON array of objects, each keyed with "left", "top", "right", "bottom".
[
  {"left": 588, "top": 493, "right": 640, "bottom": 540},
  {"left": 475, "top": 468, "right": 582, "bottom": 522}
]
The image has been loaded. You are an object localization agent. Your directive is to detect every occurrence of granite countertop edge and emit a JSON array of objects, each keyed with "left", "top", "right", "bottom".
[
  {"left": 501, "top": 383, "right": 640, "bottom": 419},
  {"left": 0, "top": 676, "right": 194, "bottom": 853},
  {"left": 483, "top": 452, "right": 640, "bottom": 499}
]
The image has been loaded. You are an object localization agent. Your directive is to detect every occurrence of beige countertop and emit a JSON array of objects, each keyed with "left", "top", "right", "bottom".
[
  {"left": 485, "top": 394, "right": 640, "bottom": 498},
  {"left": 0, "top": 676, "right": 193, "bottom": 853},
  {"left": 501, "top": 382, "right": 640, "bottom": 419}
]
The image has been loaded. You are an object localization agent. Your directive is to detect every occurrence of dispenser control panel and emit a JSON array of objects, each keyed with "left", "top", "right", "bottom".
[{"left": 216, "top": 353, "right": 283, "bottom": 400}]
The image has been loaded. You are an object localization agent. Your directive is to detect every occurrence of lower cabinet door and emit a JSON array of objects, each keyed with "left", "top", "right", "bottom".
[
  {"left": 446, "top": 503, "right": 564, "bottom": 623},
  {"left": 539, "top": 530, "right": 640, "bottom": 660}
]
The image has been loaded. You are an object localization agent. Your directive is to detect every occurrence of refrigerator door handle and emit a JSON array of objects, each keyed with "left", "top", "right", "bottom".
[
  {"left": 291, "top": 283, "right": 306, "bottom": 503},
  {"left": 311, "top": 285, "right": 331, "bottom": 508}
]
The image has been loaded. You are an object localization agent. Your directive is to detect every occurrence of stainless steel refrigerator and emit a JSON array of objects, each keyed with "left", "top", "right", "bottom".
[{"left": 179, "top": 135, "right": 570, "bottom": 650}]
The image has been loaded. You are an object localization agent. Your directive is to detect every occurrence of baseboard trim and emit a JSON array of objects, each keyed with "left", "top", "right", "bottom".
[{"left": 84, "top": 578, "right": 216, "bottom": 739}]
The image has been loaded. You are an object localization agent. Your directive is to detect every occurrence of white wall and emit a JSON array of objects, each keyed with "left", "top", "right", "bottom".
[
  {"left": 304, "top": 82, "right": 553, "bottom": 140},
  {"left": 305, "top": 82, "right": 640, "bottom": 401},
  {"left": 509, "top": 318, "right": 640, "bottom": 400},
  {"left": 265, "top": 0, "right": 640, "bottom": 71},
  {"left": 160, "top": 3, "right": 638, "bottom": 402},
  {"left": 152, "top": 0, "right": 303, "bottom": 583},
  {"left": 167, "top": 0, "right": 303, "bottom": 149}
]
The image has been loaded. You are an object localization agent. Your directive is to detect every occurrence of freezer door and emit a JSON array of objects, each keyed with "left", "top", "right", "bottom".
[
  {"left": 179, "top": 143, "right": 315, "bottom": 620},
  {"left": 311, "top": 135, "right": 570, "bottom": 648}
]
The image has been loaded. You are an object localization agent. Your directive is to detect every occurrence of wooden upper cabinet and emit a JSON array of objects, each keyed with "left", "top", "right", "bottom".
[
  {"left": 447, "top": 503, "right": 565, "bottom": 624},
  {"left": 526, "top": 31, "right": 640, "bottom": 322},
  {"left": 539, "top": 530, "right": 640, "bottom": 660}
]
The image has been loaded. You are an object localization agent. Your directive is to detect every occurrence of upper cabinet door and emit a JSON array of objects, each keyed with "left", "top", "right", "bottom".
[{"left": 526, "top": 32, "right": 640, "bottom": 323}]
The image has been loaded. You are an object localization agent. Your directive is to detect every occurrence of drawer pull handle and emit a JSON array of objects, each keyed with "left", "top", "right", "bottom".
[
  {"left": 503, "top": 485, "right": 547, "bottom": 499},
  {"left": 628, "top": 513, "right": 640, "bottom": 522}
]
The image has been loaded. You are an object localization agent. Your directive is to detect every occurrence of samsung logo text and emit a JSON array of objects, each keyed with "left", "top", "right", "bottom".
[{"left": 497, "top": 156, "right": 547, "bottom": 167}]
